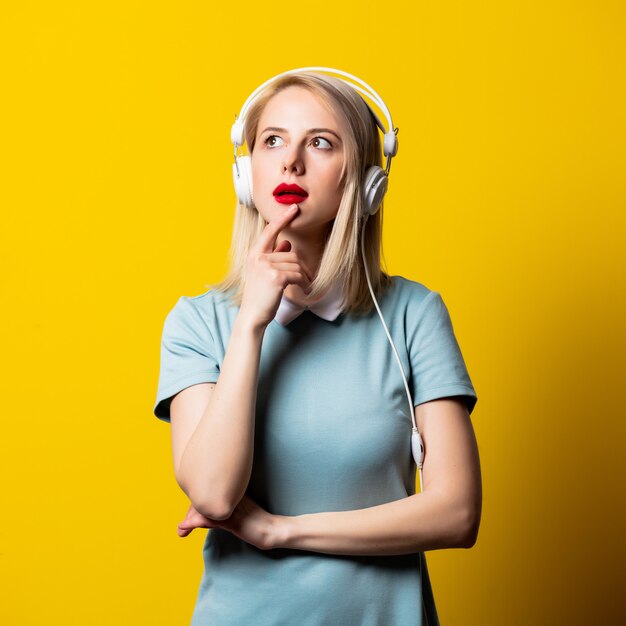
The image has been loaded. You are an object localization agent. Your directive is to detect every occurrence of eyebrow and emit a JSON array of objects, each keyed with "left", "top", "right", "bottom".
[{"left": 260, "top": 127, "right": 343, "bottom": 142}]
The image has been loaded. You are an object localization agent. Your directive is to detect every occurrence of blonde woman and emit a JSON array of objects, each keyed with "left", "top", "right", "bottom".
[{"left": 154, "top": 68, "right": 482, "bottom": 625}]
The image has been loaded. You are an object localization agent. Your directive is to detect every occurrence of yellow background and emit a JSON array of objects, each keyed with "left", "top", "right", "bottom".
[{"left": 1, "top": 1, "right": 624, "bottom": 624}]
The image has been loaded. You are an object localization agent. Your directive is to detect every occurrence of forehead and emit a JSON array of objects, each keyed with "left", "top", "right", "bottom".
[{"left": 257, "top": 86, "right": 342, "bottom": 130}]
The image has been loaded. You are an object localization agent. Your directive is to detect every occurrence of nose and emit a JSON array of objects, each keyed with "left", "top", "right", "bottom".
[{"left": 282, "top": 145, "right": 304, "bottom": 175}]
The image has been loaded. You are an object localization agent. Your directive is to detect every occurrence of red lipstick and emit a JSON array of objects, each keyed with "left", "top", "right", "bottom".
[{"left": 273, "top": 183, "right": 309, "bottom": 205}]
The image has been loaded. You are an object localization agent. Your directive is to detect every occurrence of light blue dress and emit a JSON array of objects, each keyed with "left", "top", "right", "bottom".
[{"left": 154, "top": 275, "right": 478, "bottom": 625}]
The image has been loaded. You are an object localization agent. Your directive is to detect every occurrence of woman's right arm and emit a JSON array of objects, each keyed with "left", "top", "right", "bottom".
[
  {"left": 171, "top": 314, "right": 266, "bottom": 520},
  {"left": 169, "top": 204, "right": 310, "bottom": 521}
]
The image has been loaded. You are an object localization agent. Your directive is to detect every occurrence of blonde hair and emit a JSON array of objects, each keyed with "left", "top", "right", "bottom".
[{"left": 208, "top": 71, "right": 393, "bottom": 316}]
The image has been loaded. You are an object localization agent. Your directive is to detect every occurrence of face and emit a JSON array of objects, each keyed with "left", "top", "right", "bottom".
[{"left": 250, "top": 86, "right": 346, "bottom": 231}]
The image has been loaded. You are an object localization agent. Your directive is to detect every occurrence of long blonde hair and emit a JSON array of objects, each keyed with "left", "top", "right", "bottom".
[{"left": 208, "top": 71, "right": 393, "bottom": 316}]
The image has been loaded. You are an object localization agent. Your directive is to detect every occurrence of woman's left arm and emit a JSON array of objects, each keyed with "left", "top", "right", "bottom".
[
  {"left": 274, "top": 397, "right": 482, "bottom": 557},
  {"left": 178, "top": 397, "right": 482, "bottom": 556}
]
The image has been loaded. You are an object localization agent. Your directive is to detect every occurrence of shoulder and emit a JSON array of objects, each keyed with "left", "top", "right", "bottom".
[
  {"left": 388, "top": 275, "right": 438, "bottom": 313},
  {"left": 167, "top": 286, "right": 236, "bottom": 324},
  {"left": 161, "top": 286, "right": 239, "bottom": 349},
  {"left": 385, "top": 276, "right": 459, "bottom": 336},
  {"left": 391, "top": 275, "right": 432, "bottom": 297}
]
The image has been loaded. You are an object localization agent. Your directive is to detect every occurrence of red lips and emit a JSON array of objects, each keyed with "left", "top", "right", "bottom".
[{"left": 273, "top": 183, "right": 309, "bottom": 205}]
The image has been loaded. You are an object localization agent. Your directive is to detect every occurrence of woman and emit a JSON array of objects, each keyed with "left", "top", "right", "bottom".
[{"left": 154, "top": 68, "right": 482, "bottom": 625}]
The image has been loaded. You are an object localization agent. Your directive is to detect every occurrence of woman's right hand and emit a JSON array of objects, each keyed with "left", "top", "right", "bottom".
[{"left": 239, "top": 204, "right": 313, "bottom": 330}]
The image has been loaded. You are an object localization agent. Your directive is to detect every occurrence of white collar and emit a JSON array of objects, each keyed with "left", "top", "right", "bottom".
[{"left": 274, "top": 280, "right": 345, "bottom": 326}]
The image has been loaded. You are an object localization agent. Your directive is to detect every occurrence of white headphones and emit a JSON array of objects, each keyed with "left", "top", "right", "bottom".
[{"left": 230, "top": 67, "right": 399, "bottom": 218}]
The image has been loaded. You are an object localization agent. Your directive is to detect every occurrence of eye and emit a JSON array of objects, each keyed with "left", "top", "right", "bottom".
[
  {"left": 264, "top": 135, "right": 284, "bottom": 148},
  {"left": 311, "top": 136, "right": 333, "bottom": 150}
]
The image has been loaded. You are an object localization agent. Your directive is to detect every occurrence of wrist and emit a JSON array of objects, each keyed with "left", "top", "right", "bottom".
[
  {"left": 269, "top": 514, "right": 299, "bottom": 550},
  {"left": 234, "top": 310, "right": 267, "bottom": 337}
]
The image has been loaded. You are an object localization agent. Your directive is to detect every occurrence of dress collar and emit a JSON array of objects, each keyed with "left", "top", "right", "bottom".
[{"left": 274, "top": 280, "right": 345, "bottom": 326}]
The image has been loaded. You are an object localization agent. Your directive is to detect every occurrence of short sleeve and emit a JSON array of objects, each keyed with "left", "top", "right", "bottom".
[
  {"left": 407, "top": 290, "right": 478, "bottom": 415},
  {"left": 153, "top": 296, "right": 221, "bottom": 423}
]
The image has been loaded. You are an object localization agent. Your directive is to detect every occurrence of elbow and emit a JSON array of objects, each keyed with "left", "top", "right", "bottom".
[
  {"left": 180, "top": 480, "right": 235, "bottom": 521},
  {"left": 457, "top": 505, "right": 481, "bottom": 549},
  {"left": 176, "top": 470, "right": 236, "bottom": 521},
  {"left": 189, "top": 483, "right": 235, "bottom": 520},
  {"left": 440, "top": 494, "right": 481, "bottom": 549},
  {"left": 192, "top": 495, "right": 235, "bottom": 521}
]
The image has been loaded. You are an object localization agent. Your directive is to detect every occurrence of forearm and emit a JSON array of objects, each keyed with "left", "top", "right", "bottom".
[
  {"left": 276, "top": 490, "right": 477, "bottom": 556},
  {"left": 179, "top": 312, "right": 266, "bottom": 519}
]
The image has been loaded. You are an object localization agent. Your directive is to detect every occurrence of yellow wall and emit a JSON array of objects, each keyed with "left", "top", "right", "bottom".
[{"left": 1, "top": 2, "right": 624, "bottom": 624}]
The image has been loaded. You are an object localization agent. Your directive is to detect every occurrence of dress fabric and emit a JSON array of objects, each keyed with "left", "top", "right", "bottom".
[{"left": 154, "top": 275, "right": 478, "bottom": 626}]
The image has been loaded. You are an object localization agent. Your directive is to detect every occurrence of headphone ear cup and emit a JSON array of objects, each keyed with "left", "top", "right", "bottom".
[
  {"left": 232, "top": 155, "right": 254, "bottom": 208},
  {"left": 362, "top": 166, "right": 388, "bottom": 217}
]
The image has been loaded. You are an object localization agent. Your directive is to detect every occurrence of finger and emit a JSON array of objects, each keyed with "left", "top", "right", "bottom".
[
  {"left": 180, "top": 516, "right": 207, "bottom": 528},
  {"left": 181, "top": 514, "right": 217, "bottom": 529},
  {"left": 266, "top": 251, "right": 314, "bottom": 283},
  {"left": 266, "top": 262, "right": 307, "bottom": 275},
  {"left": 273, "top": 239, "right": 291, "bottom": 253},
  {"left": 281, "top": 271, "right": 313, "bottom": 293},
  {"left": 254, "top": 205, "right": 299, "bottom": 254},
  {"left": 266, "top": 251, "right": 301, "bottom": 262}
]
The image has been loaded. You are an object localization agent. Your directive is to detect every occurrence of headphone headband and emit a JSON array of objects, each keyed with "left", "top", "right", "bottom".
[{"left": 231, "top": 67, "right": 399, "bottom": 167}]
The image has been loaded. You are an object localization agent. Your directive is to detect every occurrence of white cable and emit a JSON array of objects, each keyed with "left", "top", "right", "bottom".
[{"left": 359, "top": 217, "right": 425, "bottom": 493}]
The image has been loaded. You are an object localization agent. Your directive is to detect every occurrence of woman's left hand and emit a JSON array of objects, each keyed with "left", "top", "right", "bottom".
[{"left": 177, "top": 494, "right": 284, "bottom": 551}]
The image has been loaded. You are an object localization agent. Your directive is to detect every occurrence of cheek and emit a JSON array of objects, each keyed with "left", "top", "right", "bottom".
[
  {"left": 329, "top": 157, "right": 345, "bottom": 187},
  {"left": 252, "top": 152, "right": 280, "bottom": 182},
  {"left": 251, "top": 158, "right": 268, "bottom": 189}
]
